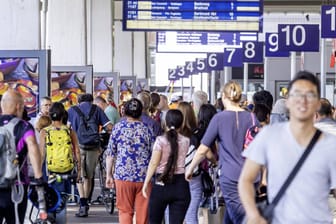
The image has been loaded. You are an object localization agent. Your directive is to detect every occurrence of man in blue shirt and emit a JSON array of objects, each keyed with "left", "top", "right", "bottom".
[{"left": 68, "top": 93, "right": 112, "bottom": 217}]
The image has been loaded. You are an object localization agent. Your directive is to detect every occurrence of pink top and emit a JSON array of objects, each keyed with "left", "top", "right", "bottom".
[{"left": 153, "top": 134, "right": 190, "bottom": 174}]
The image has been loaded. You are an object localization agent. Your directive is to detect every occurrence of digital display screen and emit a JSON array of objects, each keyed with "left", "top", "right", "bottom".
[
  {"left": 0, "top": 58, "right": 39, "bottom": 116},
  {"left": 157, "top": 31, "right": 257, "bottom": 52},
  {"left": 123, "top": 0, "right": 263, "bottom": 32}
]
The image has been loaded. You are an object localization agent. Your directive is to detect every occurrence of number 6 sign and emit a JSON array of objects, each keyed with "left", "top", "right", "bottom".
[{"left": 278, "top": 24, "right": 319, "bottom": 52}]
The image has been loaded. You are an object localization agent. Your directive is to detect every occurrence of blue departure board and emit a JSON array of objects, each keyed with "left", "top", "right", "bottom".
[
  {"left": 123, "top": 0, "right": 263, "bottom": 32},
  {"left": 157, "top": 31, "right": 257, "bottom": 53}
]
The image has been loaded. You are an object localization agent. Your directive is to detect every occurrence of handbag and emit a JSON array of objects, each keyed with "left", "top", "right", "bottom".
[{"left": 257, "top": 129, "right": 321, "bottom": 222}]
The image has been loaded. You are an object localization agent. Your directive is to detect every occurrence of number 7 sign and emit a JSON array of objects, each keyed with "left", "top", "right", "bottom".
[{"left": 223, "top": 48, "right": 243, "bottom": 67}]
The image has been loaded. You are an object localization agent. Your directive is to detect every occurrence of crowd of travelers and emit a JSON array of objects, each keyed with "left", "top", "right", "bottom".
[{"left": 1, "top": 70, "right": 336, "bottom": 224}]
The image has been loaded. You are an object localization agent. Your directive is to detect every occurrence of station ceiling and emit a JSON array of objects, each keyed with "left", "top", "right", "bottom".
[{"left": 264, "top": 0, "right": 322, "bottom": 12}]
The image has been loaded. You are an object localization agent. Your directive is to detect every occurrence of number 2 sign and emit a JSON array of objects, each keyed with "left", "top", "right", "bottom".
[
  {"left": 321, "top": 5, "right": 336, "bottom": 38},
  {"left": 278, "top": 24, "right": 319, "bottom": 52}
]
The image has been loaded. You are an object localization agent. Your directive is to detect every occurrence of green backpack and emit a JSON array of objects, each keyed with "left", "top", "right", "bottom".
[{"left": 45, "top": 125, "right": 74, "bottom": 173}]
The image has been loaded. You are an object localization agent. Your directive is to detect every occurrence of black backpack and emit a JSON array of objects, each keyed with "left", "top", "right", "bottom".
[{"left": 73, "top": 105, "right": 100, "bottom": 149}]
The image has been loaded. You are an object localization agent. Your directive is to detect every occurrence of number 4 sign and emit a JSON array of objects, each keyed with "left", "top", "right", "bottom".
[
  {"left": 278, "top": 24, "right": 319, "bottom": 52},
  {"left": 322, "top": 5, "right": 336, "bottom": 38}
]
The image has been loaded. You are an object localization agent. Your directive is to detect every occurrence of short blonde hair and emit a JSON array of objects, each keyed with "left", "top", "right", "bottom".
[
  {"left": 35, "top": 115, "right": 52, "bottom": 132},
  {"left": 222, "top": 81, "right": 242, "bottom": 103}
]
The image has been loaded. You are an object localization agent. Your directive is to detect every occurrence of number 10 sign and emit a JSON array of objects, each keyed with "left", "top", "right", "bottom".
[{"left": 278, "top": 24, "right": 319, "bottom": 52}]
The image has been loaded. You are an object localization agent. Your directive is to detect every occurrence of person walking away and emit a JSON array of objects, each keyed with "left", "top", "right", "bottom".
[
  {"left": 142, "top": 109, "right": 191, "bottom": 224},
  {"left": 239, "top": 71, "right": 336, "bottom": 223},
  {"left": 149, "top": 92, "right": 161, "bottom": 123},
  {"left": 0, "top": 89, "right": 43, "bottom": 224},
  {"left": 185, "top": 81, "right": 256, "bottom": 224},
  {"left": 157, "top": 94, "right": 170, "bottom": 130},
  {"left": 106, "top": 98, "right": 155, "bottom": 224},
  {"left": 185, "top": 104, "right": 218, "bottom": 224},
  {"left": 39, "top": 102, "right": 81, "bottom": 223},
  {"left": 94, "top": 95, "right": 120, "bottom": 125},
  {"left": 137, "top": 91, "right": 162, "bottom": 137},
  {"left": 67, "top": 93, "right": 112, "bottom": 217},
  {"left": 190, "top": 90, "right": 208, "bottom": 118}
]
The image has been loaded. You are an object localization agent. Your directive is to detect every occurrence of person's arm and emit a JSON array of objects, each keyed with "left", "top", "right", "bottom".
[
  {"left": 105, "top": 155, "right": 115, "bottom": 188},
  {"left": 39, "top": 129, "right": 46, "bottom": 166},
  {"left": 27, "top": 135, "right": 43, "bottom": 179},
  {"left": 142, "top": 149, "right": 162, "bottom": 198},
  {"left": 70, "top": 130, "right": 81, "bottom": 179},
  {"left": 238, "top": 159, "right": 267, "bottom": 224},
  {"left": 102, "top": 122, "right": 113, "bottom": 133},
  {"left": 185, "top": 144, "right": 212, "bottom": 181}
]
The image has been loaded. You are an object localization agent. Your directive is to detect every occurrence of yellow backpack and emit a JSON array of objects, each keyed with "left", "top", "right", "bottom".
[{"left": 45, "top": 125, "right": 74, "bottom": 173}]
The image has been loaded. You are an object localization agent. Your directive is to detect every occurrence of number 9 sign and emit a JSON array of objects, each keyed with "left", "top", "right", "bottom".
[
  {"left": 265, "top": 33, "right": 289, "bottom": 57},
  {"left": 278, "top": 24, "right": 319, "bottom": 52}
]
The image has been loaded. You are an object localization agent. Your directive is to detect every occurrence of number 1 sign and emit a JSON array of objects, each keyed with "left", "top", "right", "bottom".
[{"left": 322, "top": 5, "right": 336, "bottom": 38}]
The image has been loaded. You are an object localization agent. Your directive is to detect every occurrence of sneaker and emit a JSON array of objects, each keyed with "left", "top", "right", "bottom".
[{"left": 75, "top": 206, "right": 88, "bottom": 217}]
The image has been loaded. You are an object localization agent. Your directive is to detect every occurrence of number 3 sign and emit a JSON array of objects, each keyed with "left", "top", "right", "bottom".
[{"left": 278, "top": 24, "right": 319, "bottom": 52}]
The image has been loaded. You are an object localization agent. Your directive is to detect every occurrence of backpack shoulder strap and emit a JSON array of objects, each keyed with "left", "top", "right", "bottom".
[
  {"left": 4, "top": 117, "right": 20, "bottom": 133},
  {"left": 88, "top": 105, "right": 97, "bottom": 119},
  {"left": 60, "top": 125, "right": 71, "bottom": 135},
  {"left": 73, "top": 106, "right": 85, "bottom": 118},
  {"left": 250, "top": 112, "right": 256, "bottom": 126}
]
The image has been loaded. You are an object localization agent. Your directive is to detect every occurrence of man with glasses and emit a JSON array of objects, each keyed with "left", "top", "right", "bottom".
[
  {"left": 239, "top": 71, "right": 336, "bottom": 223},
  {"left": 32, "top": 96, "right": 52, "bottom": 126}
]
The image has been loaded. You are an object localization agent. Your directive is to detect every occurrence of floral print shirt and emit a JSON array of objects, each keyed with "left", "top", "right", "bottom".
[{"left": 107, "top": 119, "right": 155, "bottom": 182}]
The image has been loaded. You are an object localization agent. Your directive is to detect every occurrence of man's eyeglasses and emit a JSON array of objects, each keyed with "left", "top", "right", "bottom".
[{"left": 289, "top": 92, "right": 318, "bottom": 102}]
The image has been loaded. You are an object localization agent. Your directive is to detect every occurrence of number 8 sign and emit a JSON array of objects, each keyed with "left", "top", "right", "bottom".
[{"left": 278, "top": 24, "right": 319, "bottom": 52}]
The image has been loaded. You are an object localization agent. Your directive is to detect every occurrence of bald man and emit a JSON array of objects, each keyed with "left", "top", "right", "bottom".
[{"left": 0, "top": 89, "right": 43, "bottom": 224}]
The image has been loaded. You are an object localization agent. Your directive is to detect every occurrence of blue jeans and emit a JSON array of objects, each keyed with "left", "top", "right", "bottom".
[
  {"left": 185, "top": 174, "right": 202, "bottom": 224},
  {"left": 219, "top": 177, "right": 245, "bottom": 224}
]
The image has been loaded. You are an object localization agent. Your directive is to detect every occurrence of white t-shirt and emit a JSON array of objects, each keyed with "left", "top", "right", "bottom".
[{"left": 243, "top": 122, "right": 336, "bottom": 223}]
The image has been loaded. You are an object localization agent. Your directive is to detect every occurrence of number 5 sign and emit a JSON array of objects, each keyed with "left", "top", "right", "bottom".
[
  {"left": 322, "top": 5, "right": 336, "bottom": 38},
  {"left": 278, "top": 24, "right": 319, "bottom": 52}
]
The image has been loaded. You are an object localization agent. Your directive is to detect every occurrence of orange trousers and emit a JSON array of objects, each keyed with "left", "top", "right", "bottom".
[{"left": 115, "top": 180, "right": 152, "bottom": 224}]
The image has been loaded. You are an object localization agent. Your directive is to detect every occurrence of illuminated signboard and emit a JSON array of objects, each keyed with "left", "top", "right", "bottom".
[
  {"left": 157, "top": 31, "right": 257, "bottom": 53},
  {"left": 123, "top": 0, "right": 263, "bottom": 32}
]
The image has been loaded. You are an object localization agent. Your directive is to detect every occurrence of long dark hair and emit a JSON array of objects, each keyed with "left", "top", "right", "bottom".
[
  {"left": 198, "top": 104, "right": 217, "bottom": 131},
  {"left": 158, "top": 109, "right": 183, "bottom": 184}
]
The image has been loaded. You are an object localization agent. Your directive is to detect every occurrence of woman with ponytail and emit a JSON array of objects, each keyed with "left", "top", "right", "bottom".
[
  {"left": 142, "top": 109, "right": 191, "bottom": 224},
  {"left": 186, "top": 81, "right": 258, "bottom": 224}
]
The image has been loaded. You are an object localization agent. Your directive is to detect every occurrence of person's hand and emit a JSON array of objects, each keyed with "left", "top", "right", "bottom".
[
  {"left": 142, "top": 183, "right": 148, "bottom": 198},
  {"left": 31, "top": 176, "right": 46, "bottom": 187},
  {"left": 76, "top": 172, "right": 82, "bottom": 183},
  {"left": 105, "top": 176, "right": 115, "bottom": 189},
  {"left": 246, "top": 213, "right": 268, "bottom": 224},
  {"left": 185, "top": 168, "right": 193, "bottom": 182}
]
